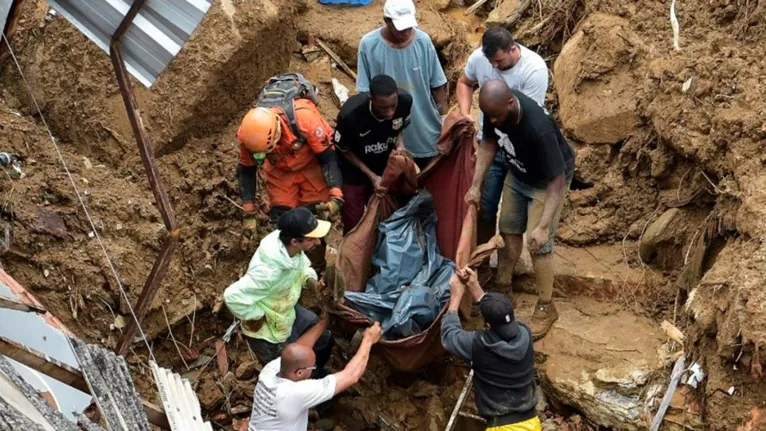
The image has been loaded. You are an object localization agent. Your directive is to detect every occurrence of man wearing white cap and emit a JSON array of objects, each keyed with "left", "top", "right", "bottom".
[{"left": 356, "top": 0, "right": 449, "bottom": 169}]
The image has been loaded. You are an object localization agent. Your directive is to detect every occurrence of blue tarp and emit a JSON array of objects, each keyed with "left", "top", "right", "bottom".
[{"left": 344, "top": 191, "right": 454, "bottom": 339}]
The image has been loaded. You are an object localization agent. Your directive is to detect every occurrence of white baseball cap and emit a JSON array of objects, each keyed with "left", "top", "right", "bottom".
[{"left": 383, "top": 0, "right": 418, "bottom": 31}]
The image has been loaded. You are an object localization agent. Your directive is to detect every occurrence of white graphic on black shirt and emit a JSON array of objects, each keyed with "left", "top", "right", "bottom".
[
  {"left": 392, "top": 118, "right": 403, "bottom": 130},
  {"left": 495, "top": 128, "right": 527, "bottom": 173},
  {"left": 364, "top": 136, "right": 397, "bottom": 154}
]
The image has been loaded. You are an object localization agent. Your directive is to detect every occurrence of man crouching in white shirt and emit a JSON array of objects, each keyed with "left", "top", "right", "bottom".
[{"left": 249, "top": 317, "right": 382, "bottom": 431}]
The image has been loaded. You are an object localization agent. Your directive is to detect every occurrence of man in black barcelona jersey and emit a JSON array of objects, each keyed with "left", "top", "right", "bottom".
[{"left": 333, "top": 74, "right": 413, "bottom": 233}]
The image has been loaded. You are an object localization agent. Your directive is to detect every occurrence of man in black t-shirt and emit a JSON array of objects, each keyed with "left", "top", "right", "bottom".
[
  {"left": 333, "top": 74, "right": 413, "bottom": 233},
  {"left": 465, "top": 79, "right": 575, "bottom": 341}
]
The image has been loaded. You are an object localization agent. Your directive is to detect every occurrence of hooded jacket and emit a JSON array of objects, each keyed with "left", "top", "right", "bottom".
[
  {"left": 441, "top": 311, "right": 537, "bottom": 424},
  {"left": 224, "top": 230, "right": 317, "bottom": 343}
]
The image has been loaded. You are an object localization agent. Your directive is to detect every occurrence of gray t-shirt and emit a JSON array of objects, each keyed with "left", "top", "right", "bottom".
[
  {"left": 465, "top": 44, "right": 548, "bottom": 139},
  {"left": 357, "top": 28, "right": 448, "bottom": 158}
]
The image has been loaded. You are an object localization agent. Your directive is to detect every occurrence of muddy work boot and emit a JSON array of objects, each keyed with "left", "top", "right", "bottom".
[{"left": 529, "top": 301, "right": 558, "bottom": 341}]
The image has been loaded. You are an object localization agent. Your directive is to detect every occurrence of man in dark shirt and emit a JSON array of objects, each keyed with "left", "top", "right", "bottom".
[
  {"left": 465, "top": 79, "right": 575, "bottom": 340},
  {"left": 441, "top": 268, "right": 540, "bottom": 431},
  {"left": 334, "top": 74, "right": 413, "bottom": 233}
]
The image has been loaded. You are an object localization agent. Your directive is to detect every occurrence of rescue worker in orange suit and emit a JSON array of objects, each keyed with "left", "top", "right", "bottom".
[{"left": 237, "top": 99, "right": 343, "bottom": 272}]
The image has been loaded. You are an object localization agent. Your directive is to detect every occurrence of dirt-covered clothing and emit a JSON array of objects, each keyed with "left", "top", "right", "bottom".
[
  {"left": 441, "top": 311, "right": 538, "bottom": 425},
  {"left": 223, "top": 230, "right": 316, "bottom": 343},
  {"left": 238, "top": 99, "right": 342, "bottom": 208},
  {"left": 481, "top": 91, "right": 574, "bottom": 189}
]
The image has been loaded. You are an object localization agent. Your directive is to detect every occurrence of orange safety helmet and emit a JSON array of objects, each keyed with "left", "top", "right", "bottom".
[{"left": 237, "top": 107, "right": 282, "bottom": 153}]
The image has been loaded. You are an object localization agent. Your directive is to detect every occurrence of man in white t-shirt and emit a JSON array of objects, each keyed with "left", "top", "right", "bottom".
[
  {"left": 456, "top": 27, "right": 549, "bottom": 288},
  {"left": 249, "top": 318, "right": 382, "bottom": 431}
]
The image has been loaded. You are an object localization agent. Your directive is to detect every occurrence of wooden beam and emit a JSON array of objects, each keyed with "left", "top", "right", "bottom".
[
  {"left": 0, "top": 336, "right": 169, "bottom": 429},
  {"left": 316, "top": 39, "right": 357, "bottom": 81}
]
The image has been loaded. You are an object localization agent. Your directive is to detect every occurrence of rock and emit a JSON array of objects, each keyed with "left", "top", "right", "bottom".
[
  {"left": 30, "top": 208, "right": 67, "bottom": 239},
  {"left": 408, "top": 380, "right": 438, "bottom": 399},
  {"left": 315, "top": 419, "right": 336, "bottom": 431},
  {"left": 231, "top": 404, "right": 250, "bottom": 415},
  {"left": 572, "top": 144, "right": 612, "bottom": 187},
  {"left": 529, "top": 297, "right": 667, "bottom": 430},
  {"left": 222, "top": 371, "right": 237, "bottom": 392},
  {"left": 487, "top": 0, "right": 521, "bottom": 27},
  {"left": 418, "top": 395, "right": 445, "bottom": 430},
  {"left": 235, "top": 360, "right": 262, "bottom": 380},
  {"left": 197, "top": 378, "right": 224, "bottom": 410},
  {"left": 232, "top": 418, "right": 250, "bottom": 431},
  {"left": 554, "top": 14, "right": 645, "bottom": 145},
  {"left": 639, "top": 208, "right": 680, "bottom": 254},
  {"left": 638, "top": 208, "right": 697, "bottom": 269}
]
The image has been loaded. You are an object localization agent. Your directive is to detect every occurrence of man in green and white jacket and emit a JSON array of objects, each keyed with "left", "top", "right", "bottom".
[{"left": 224, "top": 207, "right": 333, "bottom": 372}]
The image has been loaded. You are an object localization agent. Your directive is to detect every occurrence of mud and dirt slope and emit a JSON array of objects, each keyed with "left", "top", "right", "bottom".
[
  {"left": 2, "top": 0, "right": 766, "bottom": 429},
  {"left": 538, "top": 0, "right": 766, "bottom": 428}
]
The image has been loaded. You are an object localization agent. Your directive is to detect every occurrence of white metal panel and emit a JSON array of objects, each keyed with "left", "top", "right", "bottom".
[
  {"left": 47, "top": 0, "right": 212, "bottom": 87},
  {"left": 0, "top": 0, "right": 13, "bottom": 36},
  {"left": 151, "top": 361, "right": 213, "bottom": 431}
]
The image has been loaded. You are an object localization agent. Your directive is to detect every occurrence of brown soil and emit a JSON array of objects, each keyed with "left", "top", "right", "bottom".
[{"left": 2, "top": 0, "right": 766, "bottom": 429}]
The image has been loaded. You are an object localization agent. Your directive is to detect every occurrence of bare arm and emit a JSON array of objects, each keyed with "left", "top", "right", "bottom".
[
  {"left": 464, "top": 267, "right": 486, "bottom": 303},
  {"left": 456, "top": 74, "right": 478, "bottom": 117},
  {"left": 442, "top": 275, "right": 474, "bottom": 362},
  {"left": 537, "top": 173, "right": 566, "bottom": 230},
  {"left": 333, "top": 323, "right": 381, "bottom": 394},
  {"left": 431, "top": 84, "right": 449, "bottom": 116},
  {"left": 471, "top": 137, "right": 499, "bottom": 190},
  {"left": 293, "top": 314, "right": 329, "bottom": 348},
  {"left": 341, "top": 151, "right": 379, "bottom": 182},
  {"left": 448, "top": 275, "right": 464, "bottom": 313}
]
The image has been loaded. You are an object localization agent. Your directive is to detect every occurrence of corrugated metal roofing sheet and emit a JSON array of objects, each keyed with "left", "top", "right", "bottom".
[
  {"left": 70, "top": 338, "right": 152, "bottom": 431},
  {"left": 0, "top": 355, "right": 92, "bottom": 431},
  {"left": 151, "top": 361, "right": 213, "bottom": 431},
  {"left": 47, "top": 0, "right": 212, "bottom": 87}
]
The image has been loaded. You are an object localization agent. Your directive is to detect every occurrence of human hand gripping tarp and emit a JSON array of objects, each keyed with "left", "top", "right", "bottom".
[{"left": 326, "top": 112, "right": 504, "bottom": 371}]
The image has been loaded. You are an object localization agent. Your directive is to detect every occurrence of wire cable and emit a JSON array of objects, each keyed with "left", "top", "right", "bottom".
[{"left": 2, "top": 33, "right": 156, "bottom": 362}]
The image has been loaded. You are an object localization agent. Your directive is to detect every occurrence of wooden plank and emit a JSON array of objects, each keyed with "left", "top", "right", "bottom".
[
  {"left": 0, "top": 336, "right": 169, "bottom": 429},
  {"left": 0, "top": 336, "right": 88, "bottom": 393},
  {"left": 316, "top": 39, "right": 357, "bottom": 81}
]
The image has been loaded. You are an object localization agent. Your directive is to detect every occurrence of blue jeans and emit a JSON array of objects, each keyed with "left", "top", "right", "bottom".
[{"left": 480, "top": 151, "right": 509, "bottom": 226}]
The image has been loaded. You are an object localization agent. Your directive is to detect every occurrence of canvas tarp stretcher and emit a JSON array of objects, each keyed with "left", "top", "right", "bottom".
[
  {"left": 329, "top": 113, "right": 503, "bottom": 371},
  {"left": 344, "top": 190, "right": 455, "bottom": 340}
]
